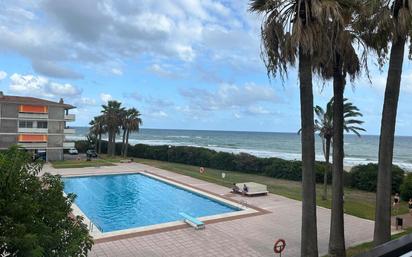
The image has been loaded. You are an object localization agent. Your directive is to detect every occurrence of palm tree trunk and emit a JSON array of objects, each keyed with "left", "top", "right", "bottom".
[
  {"left": 107, "top": 132, "right": 112, "bottom": 155},
  {"left": 374, "top": 36, "right": 406, "bottom": 245},
  {"left": 323, "top": 137, "right": 331, "bottom": 200},
  {"left": 111, "top": 131, "right": 116, "bottom": 156},
  {"left": 121, "top": 128, "right": 127, "bottom": 155},
  {"left": 329, "top": 54, "right": 346, "bottom": 257},
  {"left": 98, "top": 133, "right": 102, "bottom": 154},
  {"left": 124, "top": 129, "right": 130, "bottom": 157},
  {"left": 299, "top": 48, "right": 318, "bottom": 257}
]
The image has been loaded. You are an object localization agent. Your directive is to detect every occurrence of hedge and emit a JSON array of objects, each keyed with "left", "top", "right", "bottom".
[
  {"left": 400, "top": 173, "right": 412, "bottom": 201},
  {"left": 349, "top": 163, "right": 405, "bottom": 193},
  {"left": 74, "top": 140, "right": 406, "bottom": 193}
]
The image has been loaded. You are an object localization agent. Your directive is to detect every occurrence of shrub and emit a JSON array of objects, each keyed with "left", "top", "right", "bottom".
[
  {"left": 350, "top": 163, "right": 405, "bottom": 193},
  {"left": 0, "top": 147, "right": 93, "bottom": 256},
  {"left": 400, "top": 173, "right": 412, "bottom": 201}
]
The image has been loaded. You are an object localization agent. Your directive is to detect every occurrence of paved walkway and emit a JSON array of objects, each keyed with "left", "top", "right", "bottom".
[{"left": 43, "top": 163, "right": 376, "bottom": 257}]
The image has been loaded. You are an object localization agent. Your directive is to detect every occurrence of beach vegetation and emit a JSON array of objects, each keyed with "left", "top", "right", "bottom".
[
  {"left": 350, "top": 163, "right": 404, "bottom": 193},
  {"left": 120, "top": 108, "right": 142, "bottom": 157},
  {"left": 0, "top": 147, "right": 93, "bottom": 256},
  {"left": 400, "top": 173, "right": 412, "bottom": 201},
  {"left": 89, "top": 115, "right": 105, "bottom": 154},
  {"left": 101, "top": 101, "right": 125, "bottom": 156},
  {"left": 309, "top": 98, "right": 366, "bottom": 201}
]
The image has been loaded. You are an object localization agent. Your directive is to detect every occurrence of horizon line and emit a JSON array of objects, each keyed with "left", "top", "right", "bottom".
[{"left": 70, "top": 126, "right": 412, "bottom": 137}]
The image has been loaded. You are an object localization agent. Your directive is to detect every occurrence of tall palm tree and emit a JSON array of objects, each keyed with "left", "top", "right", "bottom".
[
  {"left": 120, "top": 110, "right": 128, "bottom": 156},
  {"left": 313, "top": 2, "right": 368, "bottom": 255},
  {"left": 123, "top": 108, "right": 142, "bottom": 157},
  {"left": 89, "top": 115, "right": 105, "bottom": 154},
  {"left": 357, "top": 0, "right": 412, "bottom": 245},
  {"left": 314, "top": 98, "right": 366, "bottom": 201},
  {"left": 101, "top": 101, "right": 124, "bottom": 156},
  {"left": 249, "top": 1, "right": 333, "bottom": 255}
]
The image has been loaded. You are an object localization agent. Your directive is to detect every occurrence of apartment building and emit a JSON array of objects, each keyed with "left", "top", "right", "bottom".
[{"left": 0, "top": 91, "right": 76, "bottom": 161}]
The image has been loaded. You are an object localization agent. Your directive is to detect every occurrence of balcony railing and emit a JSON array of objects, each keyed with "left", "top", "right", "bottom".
[
  {"left": 18, "top": 128, "right": 48, "bottom": 133},
  {"left": 18, "top": 142, "right": 48, "bottom": 149},
  {"left": 64, "top": 128, "right": 75, "bottom": 134},
  {"left": 64, "top": 114, "right": 75, "bottom": 121},
  {"left": 63, "top": 142, "right": 75, "bottom": 149},
  {"left": 18, "top": 113, "right": 48, "bottom": 119}
]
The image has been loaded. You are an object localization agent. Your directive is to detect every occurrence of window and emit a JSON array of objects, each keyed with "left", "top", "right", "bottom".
[
  {"left": 19, "top": 120, "right": 33, "bottom": 128},
  {"left": 37, "top": 121, "right": 48, "bottom": 129}
]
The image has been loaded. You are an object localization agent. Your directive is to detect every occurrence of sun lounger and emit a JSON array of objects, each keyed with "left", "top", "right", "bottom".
[
  {"left": 179, "top": 212, "right": 205, "bottom": 230},
  {"left": 235, "top": 182, "right": 268, "bottom": 196}
]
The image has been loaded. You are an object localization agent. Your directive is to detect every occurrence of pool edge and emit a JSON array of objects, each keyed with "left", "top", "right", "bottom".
[{"left": 64, "top": 170, "right": 271, "bottom": 243}]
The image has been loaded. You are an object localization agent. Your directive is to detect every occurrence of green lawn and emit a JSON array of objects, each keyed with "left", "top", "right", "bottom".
[
  {"left": 345, "top": 228, "right": 412, "bottom": 257},
  {"left": 133, "top": 158, "right": 410, "bottom": 220},
  {"left": 51, "top": 155, "right": 122, "bottom": 169}
]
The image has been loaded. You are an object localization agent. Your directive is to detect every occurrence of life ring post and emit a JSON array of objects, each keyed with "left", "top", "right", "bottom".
[{"left": 273, "top": 239, "right": 286, "bottom": 256}]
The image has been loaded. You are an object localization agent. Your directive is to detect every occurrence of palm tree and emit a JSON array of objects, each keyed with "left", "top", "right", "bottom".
[
  {"left": 249, "top": 1, "right": 334, "bottom": 255},
  {"left": 313, "top": 98, "right": 366, "bottom": 201},
  {"left": 123, "top": 108, "right": 142, "bottom": 157},
  {"left": 120, "top": 110, "right": 128, "bottom": 156},
  {"left": 89, "top": 115, "right": 105, "bottom": 154},
  {"left": 101, "top": 101, "right": 124, "bottom": 156},
  {"left": 356, "top": 0, "right": 411, "bottom": 245},
  {"left": 310, "top": 2, "right": 368, "bottom": 255}
]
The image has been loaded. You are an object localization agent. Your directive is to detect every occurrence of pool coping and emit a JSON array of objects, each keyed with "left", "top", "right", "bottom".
[{"left": 63, "top": 169, "right": 271, "bottom": 243}]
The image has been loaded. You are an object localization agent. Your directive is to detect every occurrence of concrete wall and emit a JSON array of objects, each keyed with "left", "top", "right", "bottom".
[
  {"left": 48, "top": 106, "right": 64, "bottom": 119},
  {"left": 0, "top": 134, "right": 17, "bottom": 149},
  {"left": 47, "top": 149, "right": 63, "bottom": 161},
  {"left": 48, "top": 121, "right": 64, "bottom": 133},
  {"left": 0, "top": 103, "right": 18, "bottom": 118},
  {"left": 0, "top": 119, "right": 17, "bottom": 133},
  {"left": 48, "top": 135, "right": 63, "bottom": 147}
]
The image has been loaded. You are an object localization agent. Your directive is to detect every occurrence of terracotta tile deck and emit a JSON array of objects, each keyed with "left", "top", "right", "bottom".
[{"left": 43, "top": 163, "right": 376, "bottom": 257}]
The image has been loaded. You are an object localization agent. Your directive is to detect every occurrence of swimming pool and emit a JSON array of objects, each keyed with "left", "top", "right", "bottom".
[{"left": 63, "top": 173, "right": 240, "bottom": 232}]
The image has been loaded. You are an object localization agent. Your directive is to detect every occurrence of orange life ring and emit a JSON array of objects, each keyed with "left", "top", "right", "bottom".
[
  {"left": 274, "top": 239, "right": 286, "bottom": 254},
  {"left": 199, "top": 167, "right": 205, "bottom": 174}
]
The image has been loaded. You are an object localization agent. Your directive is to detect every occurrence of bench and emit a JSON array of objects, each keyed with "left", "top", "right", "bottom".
[
  {"left": 179, "top": 212, "right": 205, "bottom": 230},
  {"left": 235, "top": 182, "right": 268, "bottom": 196}
]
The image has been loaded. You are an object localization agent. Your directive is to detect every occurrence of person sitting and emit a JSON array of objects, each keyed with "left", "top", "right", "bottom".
[
  {"left": 231, "top": 183, "right": 240, "bottom": 193},
  {"left": 242, "top": 184, "right": 249, "bottom": 195}
]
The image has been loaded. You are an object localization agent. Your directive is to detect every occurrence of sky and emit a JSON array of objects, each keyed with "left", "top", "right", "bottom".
[{"left": 0, "top": 0, "right": 411, "bottom": 136}]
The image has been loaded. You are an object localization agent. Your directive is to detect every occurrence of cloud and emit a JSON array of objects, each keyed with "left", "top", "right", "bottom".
[
  {"left": 48, "top": 82, "right": 82, "bottom": 97},
  {"left": 179, "top": 83, "right": 277, "bottom": 112},
  {"left": 369, "top": 71, "right": 412, "bottom": 94},
  {"left": 148, "top": 64, "right": 177, "bottom": 78},
  {"left": 0, "top": 0, "right": 261, "bottom": 80},
  {"left": 244, "top": 106, "right": 274, "bottom": 115},
  {"left": 100, "top": 93, "right": 112, "bottom": 103},
  {"left": 149, "top": 111, "right": 168, "bottom": 118},
  {"left": 73, "top": 97, "right": 97, "bottom": 107},
  {"left": 111, "top": 68, "right": 123, "bottom": 75},
  {"left": 0, "top": 71, "right": 7, "bottom": 80},
  {"left": 8, "top": 73, "right": 82, "bottom": 100},
  {"left": 32, "top": 60, "right": 83, "bottom": 79}
]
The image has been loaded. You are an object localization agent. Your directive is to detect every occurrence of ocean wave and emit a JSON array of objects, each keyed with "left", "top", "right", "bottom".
[{"left": 68, "top": 133, "right": 412, "bottom": 171}]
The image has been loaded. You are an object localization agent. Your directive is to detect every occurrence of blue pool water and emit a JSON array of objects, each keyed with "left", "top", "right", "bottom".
[{"left": 63, "top": 173, "right": 240, "bottom": 232}]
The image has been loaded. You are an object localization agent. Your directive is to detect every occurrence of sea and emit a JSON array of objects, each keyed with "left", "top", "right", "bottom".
[{"left": 69, "top": 127, "right": 412, "bottom": 171}]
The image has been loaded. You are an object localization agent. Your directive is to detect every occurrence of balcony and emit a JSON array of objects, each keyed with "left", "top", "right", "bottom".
[
  {"left": 18, "top": 142, "right": 47, "bottom": 149},
  {"left": 63, "top": 142, "right": 75, "bottom": 149},
  {"left": 64, "top": 114, "right": 75, "bottom": 121},
  {"left": 18, "top": 113, "right": 48, "bottom": 119},
  {"left": 64, "top": 128, "right": 75, "bottom": 134},
  {"left": 18, "top": 128, "right": 48, "bottom": 133}
]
